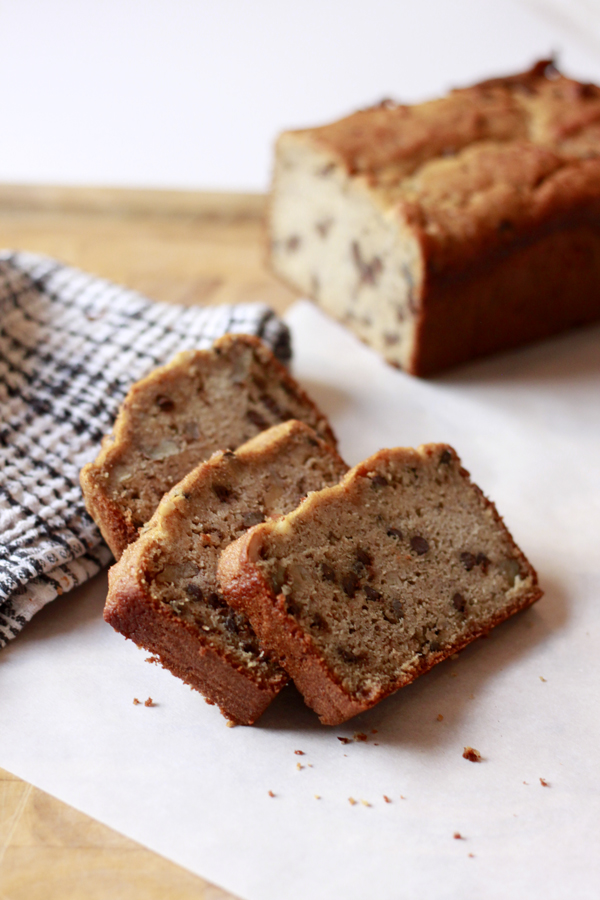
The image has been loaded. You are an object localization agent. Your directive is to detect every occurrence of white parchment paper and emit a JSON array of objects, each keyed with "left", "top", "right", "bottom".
[{"left": 2, "top": 301, "right": 600, "bottom": 900}]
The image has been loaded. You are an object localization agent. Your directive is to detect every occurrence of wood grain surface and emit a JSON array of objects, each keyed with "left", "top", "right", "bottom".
[{"left": 0, "top": 183, "right": 300, "bottom": 900}]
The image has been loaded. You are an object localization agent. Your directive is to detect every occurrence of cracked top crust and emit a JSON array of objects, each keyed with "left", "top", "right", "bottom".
[{"left": 280, "top": 61, "right": 600, "bottom": 273}]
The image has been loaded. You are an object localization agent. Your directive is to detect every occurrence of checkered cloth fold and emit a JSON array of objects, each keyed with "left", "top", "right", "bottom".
[{"left": 0, "top": 251, "right": 291, "bottom": 648}]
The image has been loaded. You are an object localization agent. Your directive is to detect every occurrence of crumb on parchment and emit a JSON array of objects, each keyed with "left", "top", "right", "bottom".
[{"left": 463, "top": 746, "right": 482, "bottom": 762}]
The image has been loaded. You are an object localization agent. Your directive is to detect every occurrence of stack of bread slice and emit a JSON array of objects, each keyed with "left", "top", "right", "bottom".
[{"left": 83, "top": 335, "right": 541, "bottom": 726}]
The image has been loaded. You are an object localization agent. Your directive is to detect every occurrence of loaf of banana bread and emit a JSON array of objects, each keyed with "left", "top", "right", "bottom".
[
  {"left": 218, "top": 444, "right": 542, "bottom": 725},
  {"left": 269, "top": 60, "right": 600, "bottom": 375},
  {"left": 105, "top": 421, "right": 348, "bottom": 725},
  {"left": 81, "top": 334, "right": 337, "bottom": 559}
]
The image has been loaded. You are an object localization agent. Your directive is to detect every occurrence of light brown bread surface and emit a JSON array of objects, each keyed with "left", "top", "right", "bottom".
[
  {"left": 270, "top": 60, "right": 600, "bottom": 375},
  {"left": 81, "top": 334, "right": 337, "bottom": 559},
  {"left": 105, "top": 421, "right": 348, "bottom": 725},
  {"left": 218, "top": 444, "right": 542, "bottom": 725}
]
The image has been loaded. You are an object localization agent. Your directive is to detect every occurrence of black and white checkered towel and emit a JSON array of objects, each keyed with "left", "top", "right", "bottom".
[{"left": 0, "top": 251, "right": 291, "bottom": 649}]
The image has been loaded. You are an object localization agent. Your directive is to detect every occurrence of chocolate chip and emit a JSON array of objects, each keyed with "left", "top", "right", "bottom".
[
  {"left": 410, "top": 536, "right": 429, "bottom": 555},
  {"left": 185, "top": 583, "right": 203, "bottom": 602},
  {"left": 387, "top": 527, "right": 403, "bottom": 540},
  {"left": 310, "top": 613, "right": 329, "bottom": 631},
  {"left": 351, "top": 241, "right": 383, "bottom": 286},
  {"left": 439, "top": 449, "right": 452, "bottom": 465},
  {"left": 246, "top": 408, "right": 268, "bottom": 429},
  {"left": 370, "top": 474, "right": 388, "bottom": 489},
  {"left": 242, "top": 510, "right": 264, "bottom": 528},
  {"left": 429, "top": 641, "right": 441, "bottom": 652},
  {"left": 452, "top": 593, "right": 466, "bottom": 613},
  {"left": 384, "top": 332, "right": 400, "bottom": 346},
  {"left": 364, "top": 586, "right": 382, "bottom": 602},
  {"left": 286, "top": 235, "right": 301, "bottom": 252},
  {"left": 460, "top": 552, "right": 476, "bottom": 571},
  {"left": 321, "top": 562, "right": 337, "bottom": 582},
  {"left": 355, "top": 548, "right": 373, "bottom": 567},
  {"left": 476, "top": 553, "right": 490, "bottom": 574},
  {"left": 337, "top": 647, "right": 365, "bottom": 664},
  {"left": 260, "top": 393, "right": 287, "bottom": 420},
  {"left": 207, "top": 592, "right": 226, "bottom": 609},
  {"left": 342, "top": 572, "right": 360, "bottom": 598},
  {"left": 213, "top": 483, "right": 233, "bottom": 502},
  {"left": 224, "top": 611, "right": 239, "bottom": 634},
  {"left": 155, "top": 394, "right": 175, "bottom": 412},
  {"left": 392, "top": 597, "right": 404, "bottom": 620}
]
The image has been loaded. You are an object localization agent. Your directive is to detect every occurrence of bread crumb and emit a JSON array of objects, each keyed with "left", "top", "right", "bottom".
[
  {"left": 400, "top": 795, "right": 406, "bottom": 799},
  {"left": 453, "top": 832, "right": 464, "bottom": 840},
  {"left": 268, "top": 790, "right": 275, "bottom": 798},
  {"left": 437, "top": 714, "right": 444, "bottom": 721},
  {"left": 294, "top": 750, "right": 305, "bottom": 755},
  {"left": 307, "top": 763, "right": 314, "bottom": 767},
  {"left": 144, "top": 697, "right": 155, "bottom": 707},
  {"left": 337, "top": 737, "right": 351, "bottom": 744},
  {"left": 540, "top": 778, "right": 550, "bottom": 787},
  {"left": 468, "top": 853, "right": 475, "bottom": 858},
  {"left": 523, "top": 781, "right": 529, "bottom": 785},
  {"left": 383, "top": 795, "right": 392, "bottom": 803},
  {"left": 296, "top": 763, "right": 304, "bottom": 771},
  {"left": 226, "top": 719, "right": 236, "bottom": 728},
  {"left": 539, "top": 676, "right": 547, "bottom": 682},
  {"left": 145, "top": 656, "right": 160, "bottom": 665},
  {"left": 463, "top": 746, "right": 482, "bottom": 762},
  {"left": 371, "top": 729, "right": 378, "bottom": 734},
  {"left": 133, "top": 698, "right": 141, "bottom": 705},
  {"left": 354, "top": 732, "right": 368, "bottom": 742},
  {"left": 450, "top": 672, "right": 458, "bottom": 678},
  {"left": 348, "top": 797, "right": 357, "bottom": 805},
  {"left": 314, "top": 794, "right": 321, "bottom": 800},
  {"left": 360, "top": 799, "right": 371, "bottom": 807},
  {"left": 373, "top": 742, "right": 379, "bottom": 746}
]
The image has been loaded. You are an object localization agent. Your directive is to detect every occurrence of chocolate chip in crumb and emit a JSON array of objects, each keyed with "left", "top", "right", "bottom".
[
  {"left": 207, "top": 592, "right": 226, "bottom": 609},
  {"left": 246, "top": 408, "right": 269, "bottom": 429},
  {"left": 460, "top": 551, "right": 477, "bottom": 571},
  {"left": 370, "top": 474, "right": 388, "bottom": 489},
  {"left": 242, "top": 510, "right": 265, "bottom": 528},
  {"left": 320, "top": 562, "right": 337, "bottom": 582},
  {"left": 429, "top": 641, "right": 442, "bottom": 652},
  {"left": 391, "top": 597, "right": 404, "bottom": 620},
  {"left": 155, "top": 394, "right": 175, "bottom": 412},
  {"left": 213, "top": 483, "right": 233, "bottom": 502},
  {"left": 185, "top": 583, "right": 204, "bottom": 602},
  {"left": 387, "top": 527, "right": 403, "bottom": 540},
  {"left": 452, "top": 592, "right": 466, "bottom": 613},
  {"left": 355, "top": 548, "right": 373, "bottom": 567},
  {"left": 342, "top": 572, "right": 361, "bottom": 598},
  {"left": 476, "top": 552, "right": 490, "bottom": 573},
  {"left": 364, "top": 586, "right": 382, "bottom": 602},
  {"left": 410, "top": 535, "right": 429, "bottom": 555},
  {"left": 337, "top": 647, "right": 366, "bottom": 664},
  {"left": 439, "top": 449, "right": 452, "bottom": 465}
]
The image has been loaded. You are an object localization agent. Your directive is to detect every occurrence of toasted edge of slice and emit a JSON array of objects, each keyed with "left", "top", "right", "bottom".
[
  {"left": 218, "top": 444, "right": 543, "bottom": 725},
  {"left": 104, "top": 420, "right": 348, "bottom": 725},
  {"left": 81, "top": 333, "right": 337, "bottom": 559}
]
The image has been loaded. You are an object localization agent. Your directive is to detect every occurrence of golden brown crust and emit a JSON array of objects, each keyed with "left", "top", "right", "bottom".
[
  {"left": 218, "top": 444, "right": 542, "bottom": 725},
  {"left": 81, "top": 333, "right": 337, "bottom": 559},
  {"left": 105, "top": 549, "right": 286, "bottom": 725},
  {"left": 284, "top": 61, "right": 600, "bottom": 277}
]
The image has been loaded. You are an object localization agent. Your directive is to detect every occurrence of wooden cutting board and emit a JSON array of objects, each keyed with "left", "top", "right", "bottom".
[{"left": 0, "top": 183, "right": 299, "bottom": 899}]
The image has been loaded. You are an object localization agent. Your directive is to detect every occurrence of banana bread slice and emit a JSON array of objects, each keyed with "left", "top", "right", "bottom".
[
  {"left": 270, "top": 60, "right": 600, "bottom": 375},
  {"left": 81, "top": 334, "right": 337, "bottom": 559},
  {"left": 105, "top": 421, "right": 348, "bottom": 725},
  {"left": 218, "top": 444, "right": 542, "bottom": 725}
]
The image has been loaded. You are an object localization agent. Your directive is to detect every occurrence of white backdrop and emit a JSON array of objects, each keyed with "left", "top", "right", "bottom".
[{"left": 0, "top": 0, "right": 599, "bottom": 191}]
